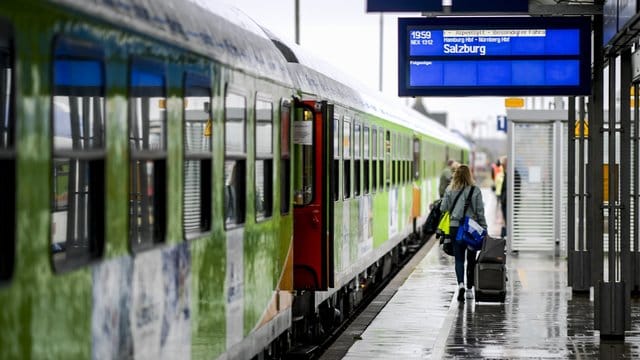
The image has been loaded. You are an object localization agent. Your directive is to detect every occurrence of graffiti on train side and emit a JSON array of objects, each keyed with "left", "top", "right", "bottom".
[
  {"left": 92, "top": 244, "right": 191, "bottom": 360},
  {"left": 358, "top": 195, "right": 373, "bottom": 257}
]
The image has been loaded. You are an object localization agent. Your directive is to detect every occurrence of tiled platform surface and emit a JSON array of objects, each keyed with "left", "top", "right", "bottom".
[{"left": 320, "top": 188, "right": 640, "bottom": 359}]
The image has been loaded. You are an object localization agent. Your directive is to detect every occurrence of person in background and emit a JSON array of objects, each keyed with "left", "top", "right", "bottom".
[
  {"left": 491, "top": 158, "right": 502, "bottom": 192},
  {"left": 439, "top": 159, "right": 459, "bottom": 198},
  {"left": 499, "top": 156, "right": 520, "bottom": 238},
  {"left": 440, "top": 164, "right": 487, "bottom": 302}
]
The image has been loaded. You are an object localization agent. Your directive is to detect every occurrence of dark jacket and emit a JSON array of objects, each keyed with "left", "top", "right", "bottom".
[{"left": 500, "top": 169, "right": 521, "bottom": 209}]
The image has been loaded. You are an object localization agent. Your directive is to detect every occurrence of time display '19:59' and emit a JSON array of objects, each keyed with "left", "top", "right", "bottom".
[
  {"left": 410, "top": 30, "right": 431, "bottom": 39},
  {"left": 410, "top": 30, "right": 434, "bottom": 46}
]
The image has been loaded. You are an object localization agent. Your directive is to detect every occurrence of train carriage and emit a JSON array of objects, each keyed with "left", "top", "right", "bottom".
[
  {"left": 272, "top": 40, "right": 469, "bottom": 335},
  {"left": 0, "top": 1, "right": 469, "bottom": 359}
]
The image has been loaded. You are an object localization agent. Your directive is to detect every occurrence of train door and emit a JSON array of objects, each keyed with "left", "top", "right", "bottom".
[{"left": 292, "top": 100, "right": 334, "bottom": 290}]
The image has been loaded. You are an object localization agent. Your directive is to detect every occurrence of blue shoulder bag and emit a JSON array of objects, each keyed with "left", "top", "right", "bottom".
[{"left": 455, "top": 186, "right": 486, "bottom": 251}]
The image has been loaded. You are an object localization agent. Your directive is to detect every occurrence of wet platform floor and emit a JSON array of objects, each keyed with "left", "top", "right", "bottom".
[{"left": 320, "top": 189, "right": 640, "bottom": 359}]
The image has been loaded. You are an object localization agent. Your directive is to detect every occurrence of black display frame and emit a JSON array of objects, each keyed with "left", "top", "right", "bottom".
[{"left": 398, "top": 17, "right": 592, "bottom": 97}]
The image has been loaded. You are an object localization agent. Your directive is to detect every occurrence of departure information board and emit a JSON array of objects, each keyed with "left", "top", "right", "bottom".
[{"left": 398, "top": 17, "right": 591, "bottom": 96}]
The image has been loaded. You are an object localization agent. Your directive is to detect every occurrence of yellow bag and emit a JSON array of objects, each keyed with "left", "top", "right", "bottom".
[{"left": 437, "top": 211, "right": 451, "bottom": 235}]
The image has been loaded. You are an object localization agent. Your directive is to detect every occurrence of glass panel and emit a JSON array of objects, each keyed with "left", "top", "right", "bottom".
[
  {"left": 129, "top": 60, "right": 166, "bottom": 250},
  {"left": 354, "top": 160, "right": 360, "bottom": 196},
  {"left": 0, "top": 20, "right": 13, "bottom": 280},
  {"left": 130, "top": 159, "right": 165, "bottom": 247},
  {"left": 385, "top": 131, "right": 391, "bottom": 185},
  {"left": 371, "top": 128, "right": 377, "bottom": 158},
  {"left": 51, "top": 38, "right": 105, "bottom": 269},
  {"left": 333, "top": 116, "right": 340, "bottom": 159},
  {"left": 129, "top": 64, "right": 166, "bottom": 152},
  {"left": 364, "top": 160, "right": 369, "bottom": 194},
  {"left": 256, "top": 99, "right": 273, "bottom": 155},
  {"left": 378, "top": 129, "right": 385, "bottom": 159},
  {"left": 224, "top": 90, "right": 246, "bottom": 227},
  {"left": 281, "top": 100, "right": 290, "bottom": 158},
  {"left": 225, "top": 160, "right": 246, "bottom": 226},
  {"left": 364, "top": 127, "right": 370, "bottom": 158},
  {"left": 344, "top": 160, "right": 351, "bottom": 199},
  {"left": 256, "top": 98, "right": 273, "bottom": 220},
  {"left": 0, "top": 41, "right": 11, "bottom": 149},
  {"left": 293, "top": 108, "right": 314, "bottom": 205},
  {"left": 184, "top": 73, "right": 212, "bottom": 236},
  {"left": 280, "top": 100, "right": 291, "bottom": 214},
  {"left": 354, "top": 123, "right": 361, "bottom": 158},
  {"left": 256, "top": 159, "right": 273, "bottom": 219},
  {"left": 343, "top": 120, "right": 351, "bottom": 159},
  {"left": 225, "top": 92, "right": 245, "bottom": 153}
]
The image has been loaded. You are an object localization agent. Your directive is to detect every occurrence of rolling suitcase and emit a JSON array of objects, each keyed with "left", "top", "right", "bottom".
[
  {"left": 474, "top": 263, "right": 507, "bottom": 302},
  {"left": 474, "top": 236, "right": 507, "bottom": 302}
]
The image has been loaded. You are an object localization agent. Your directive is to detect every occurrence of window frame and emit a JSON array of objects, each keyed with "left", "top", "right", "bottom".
[
  {"left": 50, "top": 35, "right": 106, "bottom": 271},
  {"left": 333, "top": 113, "right": 341, "bottom": 202},
  {"left": 223, "top": 85, "right": 248, "bottom": 228},
  {"left": 354, "top": 121, "right": 361, "bottom": 197},
  {"left": 0, "top": 19, "right": 14, "bottom": 282},
  {"left": 363, "top": 125, "right": 370, "bottom": 194},
  {"left": 254, "top": 94, "right": 274, "bottom": 221},
  {"left": 128, "top": 57, "right": 168, "bottom": 253},
  {"left": 280, "top": 98, "right": 291, "bottom": 215},
  {"left": 343, "top": 117, "right": 352, "bottom": 200},
  {"left": 292, "top": 104, "right": 316, "bottom": 206},
  {"left": 371, "top": 126, "right": 377, "bottom": 193},
  {"left": 182, "top": 71, "right": 213, "bottom": 240}
]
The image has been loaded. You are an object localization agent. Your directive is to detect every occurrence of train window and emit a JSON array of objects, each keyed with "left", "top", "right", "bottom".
[
  {"left": 280, "top": 99, "right": 291, "bottom": 215},
  {"left": 0, "top": 21, "right": 14, "bottom": 282},
  {"left": 363, "top": 126, "right": 370, "bottom": 194},
  {"left": 183, "top": 73, "right": 212, "bottom": 239},
  {"left": 129, "top": 59, "right": 167, "bottom": 252},
  {"left": 391, "top": 133, "right": 396, "bottom": 185},
  {"left": 293, "top": 107, "right": 314, "bottom": 205},
  {"left": 51, "top": 37, "right": 105, "bottom": 271},
  {"left": 378, "top": 130, "right": 382, "bottom": 188},
  {"left": 224, "top": 90, "right": 246, "bottom": 227},
  {"left": 354, "top": 123, "right": 361, "bottom": 197},
  {"left": 411, "top": 139, "right": 420, "bottom": 180},
  {"left": 333, "top": 115, "right": 340, "bottom": 201},
  {"left": 255, "top": 97, "right": 273, "bottom": 220},
  {"left": 385, "top": 131, "right": 391, "bottom": 187},
  {"left": 371, "top": 127, "right": 377, "bottom": 193},
  {"left": 401, "top": 137, "right": 405, "bottom": 184},
  {"left": 343, "top": 119, "right": 351, "bottom": 199}
]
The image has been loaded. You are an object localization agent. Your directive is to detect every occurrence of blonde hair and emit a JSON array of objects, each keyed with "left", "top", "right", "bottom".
[{"left": 450, "top": 164, "right": 474, "bottom": 191}]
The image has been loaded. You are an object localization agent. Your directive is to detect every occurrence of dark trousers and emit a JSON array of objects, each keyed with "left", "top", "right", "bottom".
[
  {"left": 451, "top": 226, "right": 477, "bottom": 289},
  {"left": 501, "top": 201, "right": 507, "bottom": 238}
]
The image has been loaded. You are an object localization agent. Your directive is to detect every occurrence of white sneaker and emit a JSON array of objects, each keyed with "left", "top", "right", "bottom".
[{"left": 465, "top": 288, "right": 474, "bottom": 299}]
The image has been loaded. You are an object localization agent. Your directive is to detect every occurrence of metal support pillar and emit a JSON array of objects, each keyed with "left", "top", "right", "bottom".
[
  {"left": 579, "top": 96, "right": 586, "bottom": 269},
  {"left": 569, "top": 96, "right": 591, "bottom": 292},
  {"left": 590, "top": 14, "right": 605, "bottom": 330},
  {"left": 619, "top": 46, "right": 632, "bottom": 330},
  {"left": 568, "top": 97, "right": 576, "bottom": 282},
  {"left": 635, "top": 80, "right": 640, "bottom": 292},
  {"left": 597, "top": 49, "right": 631, "bottom": 339}
]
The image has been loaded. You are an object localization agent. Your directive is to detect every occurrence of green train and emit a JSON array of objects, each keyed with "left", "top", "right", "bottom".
[{"left": 0, "top": 0, "right": 470, "bottom": 358}]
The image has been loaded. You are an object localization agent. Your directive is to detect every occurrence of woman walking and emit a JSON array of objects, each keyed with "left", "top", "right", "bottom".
[{"left": 439, "top": 164, "right": 487, "bottom": 302}]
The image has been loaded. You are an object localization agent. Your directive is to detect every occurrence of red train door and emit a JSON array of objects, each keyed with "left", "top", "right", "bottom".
[{"left": 292, "top": 100, "right": 334, "bottom": 290}]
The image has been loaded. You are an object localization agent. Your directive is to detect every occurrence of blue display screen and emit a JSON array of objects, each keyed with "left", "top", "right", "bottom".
[{"left": 398, "top": 17, "right": 591, "bottom": 96}]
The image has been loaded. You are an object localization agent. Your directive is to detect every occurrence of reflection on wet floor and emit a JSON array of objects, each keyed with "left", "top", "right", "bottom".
[
  {"left": 337, "top": 188, "right": 640, "bottom": 359},
  {"left": 341, "top": 247, "right": 640, "bottom": 359}
]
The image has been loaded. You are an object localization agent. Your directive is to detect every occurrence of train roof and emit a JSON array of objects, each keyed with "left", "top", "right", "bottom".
[
  {"left": 263, "top": 32, "right": 469, "bottom": 149},
  {"left": 49, "top": 0, "right": 293, "bottom": 84},
  {"left": 50, "top": 0, "right": 468, "bottom": 150}
]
